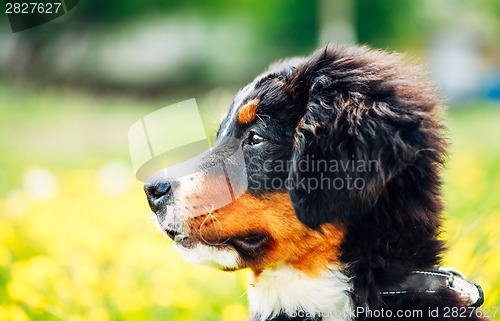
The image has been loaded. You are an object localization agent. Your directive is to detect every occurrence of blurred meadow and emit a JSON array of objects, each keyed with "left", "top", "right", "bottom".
[{"left": 1, "top": 1, "right": 500, "bottom": 320}]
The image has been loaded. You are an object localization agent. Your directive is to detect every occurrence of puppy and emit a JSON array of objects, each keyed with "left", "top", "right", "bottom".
[{"left": 145, "top": 44, "right": 487, "bottom": 321}]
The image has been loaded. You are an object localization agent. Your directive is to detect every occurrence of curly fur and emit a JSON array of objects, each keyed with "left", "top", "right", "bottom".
[{"left": 145, "top": 44, "right": 488, "bottom": 321}]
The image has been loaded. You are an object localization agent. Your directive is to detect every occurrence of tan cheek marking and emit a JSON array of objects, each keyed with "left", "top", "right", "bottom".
[
  {"left": 185, "top": 192, "right": 344, "bottom": 277},
  {"left": 287, "top": 223, "right": 345, "bottom": 276},
  {"left": 238, "top": 99, "right": 259, "bottom": 124}
]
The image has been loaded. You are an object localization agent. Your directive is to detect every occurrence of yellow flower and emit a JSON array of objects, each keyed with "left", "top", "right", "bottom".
[
  {"left": 6, "top": 281, "right": 45, "bottom": 308},
  {"left": 0, "top": 305, "right": 29, "bottom": 321},
  {"left": 222, "top": 303, "right": 248, "bottom": 321},
  {"left": 0, "top": 245, "right": 11, "bottom": 267},
  {"left": 446, "top": 153, "right": 485, "bottom": 202},
  {"left": 170, "top": 284, "right": 201, "bottom": 310}
]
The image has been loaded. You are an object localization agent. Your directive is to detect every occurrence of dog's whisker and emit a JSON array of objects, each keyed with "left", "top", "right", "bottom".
[
  {"left": 208, "top": 213, "right": 228, "bottom": 245},
  {"left": 199, "top": 204, "right": 229, "bottom": 246},
  {"left": 209, "top": 214, "right": 230, "bottom": 245},
  {"left": 199, "top": 207, "right": 214, "bottom": 245},
  {"left": 172, "top": 253, "right": 182, "bottom": 266},
  {"left": 256, "top": 113, "right": 270, "bottom": 122}
]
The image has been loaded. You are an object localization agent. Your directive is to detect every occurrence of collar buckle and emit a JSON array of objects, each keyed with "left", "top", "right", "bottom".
[{"left": 380, "top": 266, "right": 484, "bottom": 307}]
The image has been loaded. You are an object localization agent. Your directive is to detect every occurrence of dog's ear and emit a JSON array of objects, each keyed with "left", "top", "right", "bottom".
[{"left": 287, "top": 47, "right": 433, "bottom": 229}]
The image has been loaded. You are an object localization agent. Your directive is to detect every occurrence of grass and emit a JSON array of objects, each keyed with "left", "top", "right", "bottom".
[{"left": 0, "top": 85, "right": 499, "bottom": 320}]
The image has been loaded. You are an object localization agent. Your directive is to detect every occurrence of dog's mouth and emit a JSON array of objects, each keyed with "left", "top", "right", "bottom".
[
  {"left": 165, "top": 228, "right": 196, "bottom": 249},
  {"left": 229, "top": 233, "right": 269, "bottom": 251},
  {"left": 165, "top": 227, "right": 269, "bottom": 252}
]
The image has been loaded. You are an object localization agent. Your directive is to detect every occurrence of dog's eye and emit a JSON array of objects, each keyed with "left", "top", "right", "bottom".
[{"left": 247, "top": 132, "right": 265, "bottom": 146}]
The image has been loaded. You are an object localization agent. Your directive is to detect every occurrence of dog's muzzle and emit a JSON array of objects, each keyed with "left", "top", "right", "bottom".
[{"left": 144, "top": 136, "right": 248, "bottom": 220}]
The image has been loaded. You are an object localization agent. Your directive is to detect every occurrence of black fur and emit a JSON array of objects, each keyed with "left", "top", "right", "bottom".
[
  {"left": 144, "top": 44, "right": 489, "bottom": 321},
  {"left": 218, "top": 44, "right": 487, "bottom": 320},
  {"left": 281, "top": 46, "right": 451, "bottom": 314}
]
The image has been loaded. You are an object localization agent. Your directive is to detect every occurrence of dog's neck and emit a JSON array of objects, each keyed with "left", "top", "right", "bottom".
[{"left": 247, "top": 262, "right": 353, "bottom": 321}]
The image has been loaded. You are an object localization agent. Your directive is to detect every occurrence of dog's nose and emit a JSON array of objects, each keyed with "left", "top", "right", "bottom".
[{"left": 144, "top": 181, "right": 173, "bottom": 213}]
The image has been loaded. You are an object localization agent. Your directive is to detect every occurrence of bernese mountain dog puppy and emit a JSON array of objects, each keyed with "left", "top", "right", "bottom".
[{"left": 144, "top": 45, "right": 487, "bottom": 321}]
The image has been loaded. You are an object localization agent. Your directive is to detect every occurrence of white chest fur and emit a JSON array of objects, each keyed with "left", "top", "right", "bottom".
[{"left": 247, "top": 262, "right": 353, "bottom": 321}]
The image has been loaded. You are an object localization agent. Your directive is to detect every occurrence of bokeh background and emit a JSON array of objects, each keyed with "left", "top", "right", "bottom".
[{"left": 1, "top": 1, "right": 500, "bottom": 320}]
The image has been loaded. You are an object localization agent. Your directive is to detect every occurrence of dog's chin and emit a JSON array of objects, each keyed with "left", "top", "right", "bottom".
[
  {"left": 160, "top": 222, "right": 271, "bottom": 271},
  {"left": 172, "top": 241, "right": 242, "bottom": 271},
  {"left": 153, "top": 219, "right": 239, "bottom": 270}
]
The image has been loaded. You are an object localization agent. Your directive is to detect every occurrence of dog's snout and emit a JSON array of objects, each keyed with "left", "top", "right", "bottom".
[{"left": 144, "top": 181, "right": 173, "bottom": 213}]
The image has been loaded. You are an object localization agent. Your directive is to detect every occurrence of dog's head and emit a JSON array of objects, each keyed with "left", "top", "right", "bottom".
[{"left": 144, "top": 45, "right": 446, "bottom": 275}]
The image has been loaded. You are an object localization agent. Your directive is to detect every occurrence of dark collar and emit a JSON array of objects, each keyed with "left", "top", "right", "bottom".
[{"left": 380, "top": 267, "right": 484, "bottom": 307}]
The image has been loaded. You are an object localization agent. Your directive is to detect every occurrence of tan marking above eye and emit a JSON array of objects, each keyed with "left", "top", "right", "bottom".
[{"left": 238, "top": 99, "right": 259, "bottom": 124}]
